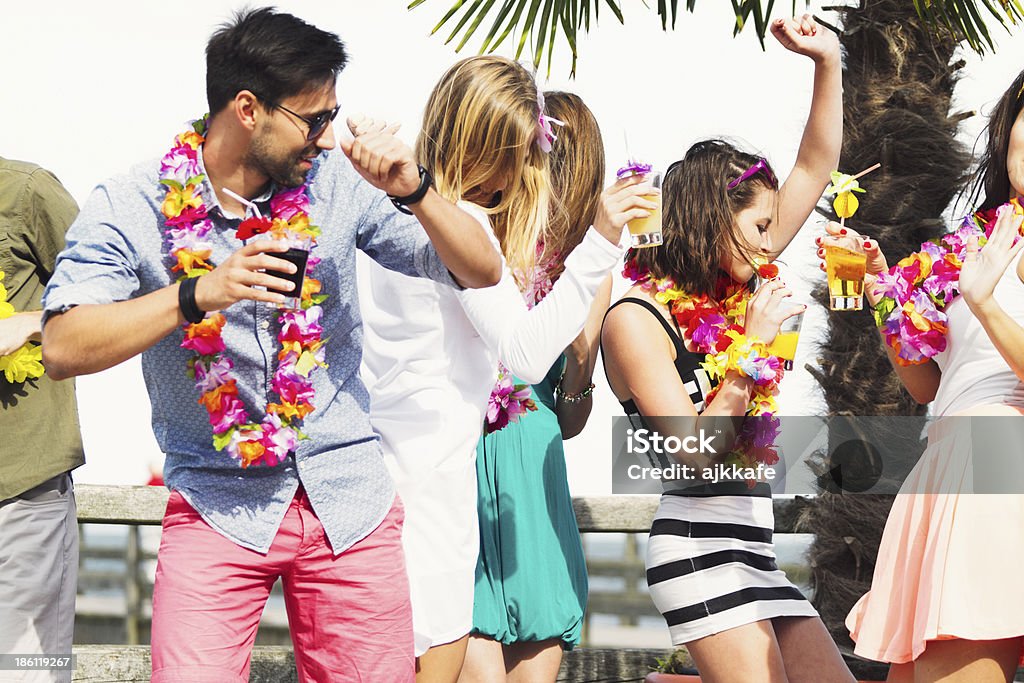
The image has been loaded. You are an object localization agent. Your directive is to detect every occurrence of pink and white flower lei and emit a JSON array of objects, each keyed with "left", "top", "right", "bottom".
[
  {"left": 162, "top": 115, "right": 328, "bottom": 468},
  {"left": 873, "top": 199, "right": 1023, "bottom": 366}
]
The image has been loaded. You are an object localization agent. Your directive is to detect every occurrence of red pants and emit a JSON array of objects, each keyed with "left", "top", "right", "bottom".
[{"left": 151, "top": 489, "right": 413, "bottom": 682}]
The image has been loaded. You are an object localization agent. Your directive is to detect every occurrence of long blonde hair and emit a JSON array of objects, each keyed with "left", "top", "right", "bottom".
[
  {"left": 544, "top": 91, "right": 605, "bottom": 280},
  {"left": 416, "top": 56, "right": 551, "bottom": 277}
]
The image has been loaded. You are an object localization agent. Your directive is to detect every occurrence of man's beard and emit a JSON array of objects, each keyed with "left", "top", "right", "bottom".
[{"left": 247, "top": 134, "right": 316, "bottom": 189}]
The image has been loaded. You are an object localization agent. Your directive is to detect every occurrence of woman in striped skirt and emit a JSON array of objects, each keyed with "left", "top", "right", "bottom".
[{"left": 601, "top": 16, "right": 854, "bottom": 682}]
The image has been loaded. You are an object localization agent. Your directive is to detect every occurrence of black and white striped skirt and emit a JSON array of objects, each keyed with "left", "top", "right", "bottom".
[{"left": 646, "top": 485, "right": 817, "bottom": 645}]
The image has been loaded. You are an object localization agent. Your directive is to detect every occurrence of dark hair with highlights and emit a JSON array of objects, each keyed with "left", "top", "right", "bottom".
[
  {"left": 206, "top": 7, "right": 348, "bottom": 115},
  {"left": 631, "top": 139, "right": 777, "bottom": 296},
  {"left": 969, "top": 68, "right": 1024, "bottom": 211}
]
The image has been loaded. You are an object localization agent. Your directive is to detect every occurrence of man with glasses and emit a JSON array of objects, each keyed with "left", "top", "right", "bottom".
[
  {"left": 41, "top": 8, "right": 500, "bottom": 683},
  {"left": 263, "top": 100, "right": 343, "bottom": 143}
]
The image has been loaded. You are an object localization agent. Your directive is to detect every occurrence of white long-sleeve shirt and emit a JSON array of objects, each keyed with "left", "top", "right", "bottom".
[{"left": 359, "top": 201, "right": 623, "bottom": 473}]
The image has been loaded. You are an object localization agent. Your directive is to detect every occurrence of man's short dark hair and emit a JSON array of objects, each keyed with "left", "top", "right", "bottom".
[{"left": 206, "top": 7, "right": 348, "bottom": 115}]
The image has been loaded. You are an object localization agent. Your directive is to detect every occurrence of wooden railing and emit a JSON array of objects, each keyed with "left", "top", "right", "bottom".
[{"left": 71, "top": 485, "right": 854, "bottom": 682}]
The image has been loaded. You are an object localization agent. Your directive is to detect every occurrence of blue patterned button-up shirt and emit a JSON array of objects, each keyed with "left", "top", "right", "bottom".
[{"left": 43, "top": 149, "right": 455, "bottom": 553}]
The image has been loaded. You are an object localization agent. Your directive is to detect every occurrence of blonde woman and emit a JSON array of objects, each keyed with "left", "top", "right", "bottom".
[
  {"left": 461, "top": 91, "right": 611, "bottom": 683},
  {"left": 359, "top": 58, "right": 652, "bottom": 683}
]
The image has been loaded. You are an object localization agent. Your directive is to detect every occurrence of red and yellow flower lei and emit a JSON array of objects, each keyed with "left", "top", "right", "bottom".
[{"left": 623, "top": 256, "right": 782, "bottom": 469}]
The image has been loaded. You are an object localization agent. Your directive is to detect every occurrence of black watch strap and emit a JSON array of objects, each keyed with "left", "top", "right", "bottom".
[{"left": 388, "top": 165, "right": 433, "bottom": 215}]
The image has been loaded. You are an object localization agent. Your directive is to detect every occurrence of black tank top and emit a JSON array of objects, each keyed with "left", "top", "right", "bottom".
[
  {"left": 601, "top": 297, "right": 716, "bottom": 426},
  {"left": 601, "top": 297, "right": 780, "bottom": 498},
  {"left": 601, "top": 297, "right": 771, "bottom": 497}
]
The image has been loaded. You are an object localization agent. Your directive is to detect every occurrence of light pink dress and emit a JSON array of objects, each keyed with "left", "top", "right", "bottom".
[{"left": 846, "top": 254, "right": 1024, "bottom": 664}]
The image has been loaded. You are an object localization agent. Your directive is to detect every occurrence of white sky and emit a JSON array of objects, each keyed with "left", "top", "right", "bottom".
[{"left": 2, "top": 2, "right": 1021, "bottom": 492}]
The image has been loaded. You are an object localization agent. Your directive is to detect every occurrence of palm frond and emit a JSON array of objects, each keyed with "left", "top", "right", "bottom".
[
  {"left": 407, "top": 0, "right": 809, "bottom": 77},
  {"left": 912, "top": 0, "right": 1024, "bottom": 53},
  {"left": 408, "top": 0, "right": 1023, "bottom": 77}
]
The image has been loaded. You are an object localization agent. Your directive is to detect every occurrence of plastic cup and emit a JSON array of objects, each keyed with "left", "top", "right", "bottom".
[
  {"left": 257, "top": 232, "right": 311, "bottom": 310},
  {"left": 625, "top": 172, "right": 663, "bottom": 249},
  {"left": 768, "top": 307, "right": 804, "bottom": 371},
  {"left": 825, "top": 237, "right": 866, "bottom": 311}
]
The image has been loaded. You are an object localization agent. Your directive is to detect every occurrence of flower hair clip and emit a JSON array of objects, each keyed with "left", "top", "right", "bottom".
[
  {"left": 535, "top": 88, "right": 565, "bottom": 154},
  {"left": 727, "top": 157, "right": 778, "bottom": 191}
]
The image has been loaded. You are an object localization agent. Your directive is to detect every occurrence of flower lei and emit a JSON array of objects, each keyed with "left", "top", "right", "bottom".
[
  {"left": 0, "top": 270, "right": 44, "bottom": 383},
  {"left": 485, "top": 369, "right": 537, "bottom": 434},
  {"left": 873, "top": 198, "right": 1023, "bottom": 366},
  {"left": 624, "top": 256, "right": 782, "bottom": 470},
  {"left": 161, "top": 116, "right": 327, "bottom": 468}
]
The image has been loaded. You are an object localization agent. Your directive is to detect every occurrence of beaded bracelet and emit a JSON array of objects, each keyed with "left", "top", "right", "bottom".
[{"left": 556, "top": 381, "right": 595, "bottom": 403}]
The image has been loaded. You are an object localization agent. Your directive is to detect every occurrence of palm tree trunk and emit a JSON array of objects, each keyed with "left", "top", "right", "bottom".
[{"left": 804, "top": 0, "right": 970, "bottom": 676}]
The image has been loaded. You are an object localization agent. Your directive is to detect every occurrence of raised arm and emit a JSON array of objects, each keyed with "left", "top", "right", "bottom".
[
  {"left": 459, "top": 228, "right": 622, "bottom": 384},
  {"left": 458, "top": 177, "right": 652, "bottom": 383},
  {"left": 959, "top": 207, "right": 1024, "bottom": 381},
  {"left": 769, "top": 14, "right": 843, "bottom": 255},
  {"left": 341, "top": 117, "right": 501, "bottom": 289}
]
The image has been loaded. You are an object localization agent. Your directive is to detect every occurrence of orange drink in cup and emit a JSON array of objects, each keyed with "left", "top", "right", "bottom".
[
  {"left": 825, "top": 237, "right": 867, "bottom": 311},
  {"left": 617, "top": 161, "right": 662, "bottom": 248},
  {"left": 767, "top": 307, "right": 804, "bottom": 371}
]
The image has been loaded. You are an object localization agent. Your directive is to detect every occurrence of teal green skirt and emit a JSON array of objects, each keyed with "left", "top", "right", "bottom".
[{"left": 471, "top": 363, "right": 588, "bottom": 649}]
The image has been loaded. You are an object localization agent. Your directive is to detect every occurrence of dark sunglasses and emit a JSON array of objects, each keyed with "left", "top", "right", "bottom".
[
  {"left": 727, "top": 158, "right": 778, "bottom": 191},
  {"left": 255, "top": 93, "right": 341, "bottom": 142}
]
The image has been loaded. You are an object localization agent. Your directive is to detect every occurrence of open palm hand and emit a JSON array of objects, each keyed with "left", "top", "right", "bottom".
[{"left": 960, "top": 206, "right": 1024, "bottom": 310}]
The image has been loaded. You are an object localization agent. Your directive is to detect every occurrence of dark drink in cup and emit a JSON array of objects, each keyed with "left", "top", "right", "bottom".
[
  {"left": 266, "top": 248, "right": 309, "bottom": 297},
  {"left": 257, "top": 232, "right": 312, "bottom": 310}
]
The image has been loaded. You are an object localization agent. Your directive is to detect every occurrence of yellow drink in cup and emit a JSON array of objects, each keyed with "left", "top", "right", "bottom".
[
  {"left": 769, "top": 331, "right": 799, "bottom": 364},
  {"left": 825, "top": 242, "right": 867, "bottom": 311},
  {"left": 627, "top": 189, "right": 662, "bottom": 248},
  {"left": 767, "top": 306, "right": 804, "bottom": 371},
  {"left": 617, "top": 162, "right": 662, "bottom": 249}
]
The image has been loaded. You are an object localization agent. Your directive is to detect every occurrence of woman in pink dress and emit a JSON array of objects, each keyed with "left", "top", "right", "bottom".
[{"left": 820, "top": 69, "right": 1024, "bottom": 683}]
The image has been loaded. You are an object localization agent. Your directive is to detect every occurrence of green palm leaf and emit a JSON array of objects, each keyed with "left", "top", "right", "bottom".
[
  {"left": 912, "top": 0, "right": 1024, "bottom": 52},
  {"left": 409, "top": 0, "right": 811, "bottom": 76},
  {"left": 410, "top": 0, "right": 1022, "bottom": 76}
]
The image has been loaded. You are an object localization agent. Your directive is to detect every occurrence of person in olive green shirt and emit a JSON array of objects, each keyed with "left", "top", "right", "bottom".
[{"left": 0, "top": 157, "right": 84, "bottom": 683}]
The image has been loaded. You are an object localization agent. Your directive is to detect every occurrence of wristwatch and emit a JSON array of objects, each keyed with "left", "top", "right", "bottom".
[{"left": 388, "top": 165, "right": 433, "bottom": 215}]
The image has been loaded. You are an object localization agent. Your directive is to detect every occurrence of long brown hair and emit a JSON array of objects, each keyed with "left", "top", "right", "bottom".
[
  {"left": 416, "top": 56, "right": 551, "bottom": 277},
  {"left": 544, "top": 91, "right": 605, "bottom": 279},
  {"left": 969, "top": 68, "right": 1024, "bottom": 211},
  {"left": 631, "top": 139, "right": 776, "bottom": 296}
]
